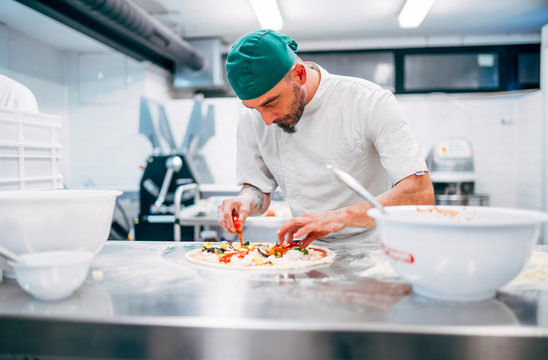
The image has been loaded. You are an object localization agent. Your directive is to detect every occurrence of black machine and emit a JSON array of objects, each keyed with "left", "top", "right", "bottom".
[{"left": 133, "top": 95, "right": 215, "bottom": 241}]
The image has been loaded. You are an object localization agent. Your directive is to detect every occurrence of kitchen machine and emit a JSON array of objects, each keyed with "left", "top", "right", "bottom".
[
  {"left": 426, "top": 138, "right": 489, "bottom": 206},
  {"left": 133, "top": 94, "right": 215, "bottom": 241}
]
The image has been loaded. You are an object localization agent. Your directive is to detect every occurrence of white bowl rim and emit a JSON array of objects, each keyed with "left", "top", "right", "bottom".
[
  {"left": 368, "top": 205, "right": 548, "bottom": 227},
  {"left": 8, "top": 250, "right": 94, "bottom": 268},
  {"left": 0, "top": 189, "right": 122, "bottom": 200}
]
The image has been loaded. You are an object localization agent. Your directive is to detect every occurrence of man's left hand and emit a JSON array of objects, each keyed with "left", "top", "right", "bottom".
[{"left": 277, "top": 211, "right": 345, "bottom": 248}]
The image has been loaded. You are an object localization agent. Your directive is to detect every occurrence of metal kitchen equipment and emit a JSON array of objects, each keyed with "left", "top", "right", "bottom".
[
  {"left": 426, "top": 138, "right": 489, "bottom": 206},
  {"left": 134, "top": 95, "right": 215, "bottom": 241}
]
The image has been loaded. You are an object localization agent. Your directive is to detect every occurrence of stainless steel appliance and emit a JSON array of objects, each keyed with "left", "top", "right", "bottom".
[{"left": 426, "top": 138, "right": 489, "bottom": 206}]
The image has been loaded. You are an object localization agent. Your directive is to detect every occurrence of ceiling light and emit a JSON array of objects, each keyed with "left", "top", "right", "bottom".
[
  {"left": 398, "top": 0, "right": 436, "bottom": 29},
  {"left": 249, "top": 0, "right": 284, "bottom": 31}
]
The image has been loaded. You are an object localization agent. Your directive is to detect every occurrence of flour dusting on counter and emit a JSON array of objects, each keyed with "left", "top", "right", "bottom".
[
  {"left": 503, "top": 251, "right": 548, "bottom": 290},
  {"left": 358, "top": 249, "right": 399, "bottom": 279}
]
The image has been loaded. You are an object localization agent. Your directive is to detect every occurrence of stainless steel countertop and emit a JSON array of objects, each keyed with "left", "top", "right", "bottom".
[{"left": 1, "top": 241, "right": 548, "bottom": 360}]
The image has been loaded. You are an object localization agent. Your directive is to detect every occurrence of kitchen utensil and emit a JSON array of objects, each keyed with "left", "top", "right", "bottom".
[
  {"left": 8, "top": 250, "right": 93, "bottom": 301},
  {"left": 0, "top": 245, "right": 24, "bottom": 264},
  {"left": 368, "top": 205, "right": 548, "bottom": 301},
  {"left": 326, "top": 164, "right": 385, "bottom": 213}
]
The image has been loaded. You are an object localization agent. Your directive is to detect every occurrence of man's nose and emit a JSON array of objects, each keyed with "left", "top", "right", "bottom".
[{"left": 260, "top": 111, "right": 276, "bottom": 126}]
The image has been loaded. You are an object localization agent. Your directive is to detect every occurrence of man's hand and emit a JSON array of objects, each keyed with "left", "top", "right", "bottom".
[
  {"left": 277, "top": 211, "right": 345, "bottom": 248},
  {"left": 276, "top": 173, "right": 433, "bottom": 247},
  {"left": 217, "top": 184, "right": 271, "bottom": 234},
  {"left": 217, "top": 196, "right": 252, "bottom": 234}
]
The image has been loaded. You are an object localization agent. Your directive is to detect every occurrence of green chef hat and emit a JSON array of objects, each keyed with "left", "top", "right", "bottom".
[{"left": 226, "top": 29, "right": 298, "bottom": 100}]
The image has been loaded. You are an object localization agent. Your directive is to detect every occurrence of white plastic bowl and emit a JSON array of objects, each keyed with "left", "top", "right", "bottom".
[
  {"left": 0, "top": 189, "right": 122, "bottom": 256},
  {"left": 368, "top": 205, "right": 548, "bottom": 301},
  {"left": 8, "top": 250, "right": 94, "bottom": 300}
]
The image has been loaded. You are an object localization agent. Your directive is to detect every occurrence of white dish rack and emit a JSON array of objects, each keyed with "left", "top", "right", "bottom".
[{"left": 0, "top": 108, "right": 63, "bottom": 190}]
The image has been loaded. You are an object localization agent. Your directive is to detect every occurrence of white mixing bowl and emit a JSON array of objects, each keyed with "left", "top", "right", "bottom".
[
  {"left": 8, "top": 250, "right": 94, "bottom": 300},
  {"left": 368, "top": 205, "right": 548, "bottom": 301},
  {"left": 0, "top": 189, "right": 122, "bottom": 255}
]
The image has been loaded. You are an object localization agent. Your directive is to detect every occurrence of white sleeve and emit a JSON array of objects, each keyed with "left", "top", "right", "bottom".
[
  {"left": 14, "top": 84, "right": 39, "bottom": 113},
  {"left": 0, "top": 76, "right": 39, "bottom": 113},
  {"left": 367, "top": 90, "right": 427, "bottom": 185},
  {"left": 235, "top": 110, "right": 278, "bottom": 193}
]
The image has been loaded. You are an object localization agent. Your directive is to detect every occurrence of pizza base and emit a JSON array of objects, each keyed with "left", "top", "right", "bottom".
[{"left": 185, "top": 243, "right": 336, "bottom": 271}]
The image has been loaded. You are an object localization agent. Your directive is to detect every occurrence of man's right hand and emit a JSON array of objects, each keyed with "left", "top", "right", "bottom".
[{"left": 217, "top": 196, "right": 252, "bottom": 234}]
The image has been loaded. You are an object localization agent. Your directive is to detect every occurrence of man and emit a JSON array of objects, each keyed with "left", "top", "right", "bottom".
[
  {"left": 218, "top": 29, "right": 433, "bottom": 247},
  {"left": 0, "top": 74, "right": 39, "bottom": 112}
]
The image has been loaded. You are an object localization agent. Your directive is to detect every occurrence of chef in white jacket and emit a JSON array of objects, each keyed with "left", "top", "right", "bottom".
[
  {"left": 0, "top": 74, "right": 39, "bottom": 112},
  {"left": 217, "top": 29, "right": 434, "bottom": 247}
]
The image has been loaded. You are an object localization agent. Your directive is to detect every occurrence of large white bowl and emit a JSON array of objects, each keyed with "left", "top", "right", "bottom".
[
  {"left": 0, "top": 189, "right": 122, "bottom": 255},
  {"left": 8, "top": 250, "right": 94, "bottom": 301},
  {"left": 368, "top": 205, "right": 548, "bottom": 301}
]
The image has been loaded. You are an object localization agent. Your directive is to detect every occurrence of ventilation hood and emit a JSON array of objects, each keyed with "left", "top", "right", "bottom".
[{"left": 15, "top": 0, "right": 205, "bottom": 73}]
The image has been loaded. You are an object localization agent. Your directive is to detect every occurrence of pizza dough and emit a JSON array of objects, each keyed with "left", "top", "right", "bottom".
[{"left": 185, "top": 241, "right": 336, "bottom": 271}]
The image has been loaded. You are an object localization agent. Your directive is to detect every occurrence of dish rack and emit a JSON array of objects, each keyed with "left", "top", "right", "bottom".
[{"left": 0, "top": 108, "right": 63, "bottom": 191}]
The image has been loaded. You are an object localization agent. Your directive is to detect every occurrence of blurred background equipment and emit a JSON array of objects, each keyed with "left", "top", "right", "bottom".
[
  {"left": 426, "top": 138, "right": 489, "bottom": 206},
  {"left": 133, "top": 94, "right": 215, "bottom": 241}
]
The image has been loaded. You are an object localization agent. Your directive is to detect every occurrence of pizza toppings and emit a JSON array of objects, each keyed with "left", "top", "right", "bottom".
[
  {"left": 195, "top": 241, "right": 330, "bottom": 267},
  {"left": 232, "top": 215, "right": 244, "bottom": 246}
]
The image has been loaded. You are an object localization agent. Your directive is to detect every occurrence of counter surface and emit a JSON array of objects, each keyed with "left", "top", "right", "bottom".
[{"left": 1, "top": 241, "right": 548, "bottom": 359}]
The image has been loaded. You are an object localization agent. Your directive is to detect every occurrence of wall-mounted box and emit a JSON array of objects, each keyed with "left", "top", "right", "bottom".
[{"left": 174, "top": 38, "right": 225, "bottom": 89}]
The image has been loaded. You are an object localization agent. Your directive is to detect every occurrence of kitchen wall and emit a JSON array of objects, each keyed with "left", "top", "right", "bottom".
[
  {"left": 64, "top": 52, "right": 174, "bottom": 189},
  {"left": 0, "top": 24, "right": 544, "bottom": 213},
  {"left": 398, "top": 91, "right": 543, "bottom": 210}
]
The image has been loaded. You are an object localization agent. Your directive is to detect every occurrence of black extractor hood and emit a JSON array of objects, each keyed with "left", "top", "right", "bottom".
[{"left": 15, "top": 0, "right": 205, "bottom": 73}]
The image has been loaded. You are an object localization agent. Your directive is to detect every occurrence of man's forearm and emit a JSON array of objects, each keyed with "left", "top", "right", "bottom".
[
  {"left": 239, "top": 184, "right": 271, "bottom": 216},
  {"left": 334, "top": 173, "right": 434, "bottom": 228}
]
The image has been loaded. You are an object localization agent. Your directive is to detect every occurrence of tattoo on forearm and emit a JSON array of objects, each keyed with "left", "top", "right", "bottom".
[{"left": 240, "top": 185, "right": 265, "bottom": 211}]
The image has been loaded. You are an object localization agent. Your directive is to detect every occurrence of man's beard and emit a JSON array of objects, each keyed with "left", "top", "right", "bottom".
[{"left": 276, "top": 84, "right": 306, "bottom": 134}]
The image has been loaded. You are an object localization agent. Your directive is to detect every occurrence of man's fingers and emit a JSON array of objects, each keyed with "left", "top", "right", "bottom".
[
  {"left": 278, "top": 218, "right": 302, "bottom": 235},
  {"left": 278, "top": 225, "right": 299, "bottom": 245},
  {"left": 293, "top": 224, "right": 315, "bottom": 239},
  {"left": 298, "top": 234, "right": 318, "bottom": 249}
]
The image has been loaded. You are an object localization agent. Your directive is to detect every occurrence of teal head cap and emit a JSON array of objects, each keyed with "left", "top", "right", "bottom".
[{"left": 226, "top": 29, "right": 298, "bottom": 101}]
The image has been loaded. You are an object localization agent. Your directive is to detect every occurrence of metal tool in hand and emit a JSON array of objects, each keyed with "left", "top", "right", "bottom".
[{"left": 326, "top": 164, "right": 386, "bottom": 214}]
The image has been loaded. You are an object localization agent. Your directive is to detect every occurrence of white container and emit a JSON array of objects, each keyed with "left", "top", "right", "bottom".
[
  {"left": 368, "top": 205, "right": 548, "bottom": 301},
  {"left": 0, "top": 108, "right": 63, "bottom": 191},
  {"left": 8, "top": 250, "right": 93, "bottom": 301},
  {"left": 0, "top": 189, "right": 121, "bottom": 254}
]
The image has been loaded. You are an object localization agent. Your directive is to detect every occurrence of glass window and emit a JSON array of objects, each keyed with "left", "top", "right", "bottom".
[
  {"left": 518, "top": 53, "right": 540, "bottom": 85},
  {"left": 302, "top": 52, "right": 395, "bottom": 92},
  {"left": 404, "top": 53, "right": 499, "bottom": 91}
]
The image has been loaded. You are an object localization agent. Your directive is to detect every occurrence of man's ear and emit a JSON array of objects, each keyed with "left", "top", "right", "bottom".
[{"left": 292, "top": 63, "right": 307, "bottom": 85}]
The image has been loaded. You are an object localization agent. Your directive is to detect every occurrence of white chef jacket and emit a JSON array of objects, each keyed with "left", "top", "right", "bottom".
[
  {"left": 0, "top": 74, "right": 39, "bottom": 112},
  {"left": 236, "top": 64, "right": 427, "bottom": 243}
]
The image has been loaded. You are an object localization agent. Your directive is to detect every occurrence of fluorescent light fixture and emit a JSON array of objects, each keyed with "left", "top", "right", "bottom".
[
  {"left": 398, "top": 0, "right": 436, "bottom": 29},
  {"left": 249, "top": 0, "right": 284, "bottom": 31}
]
